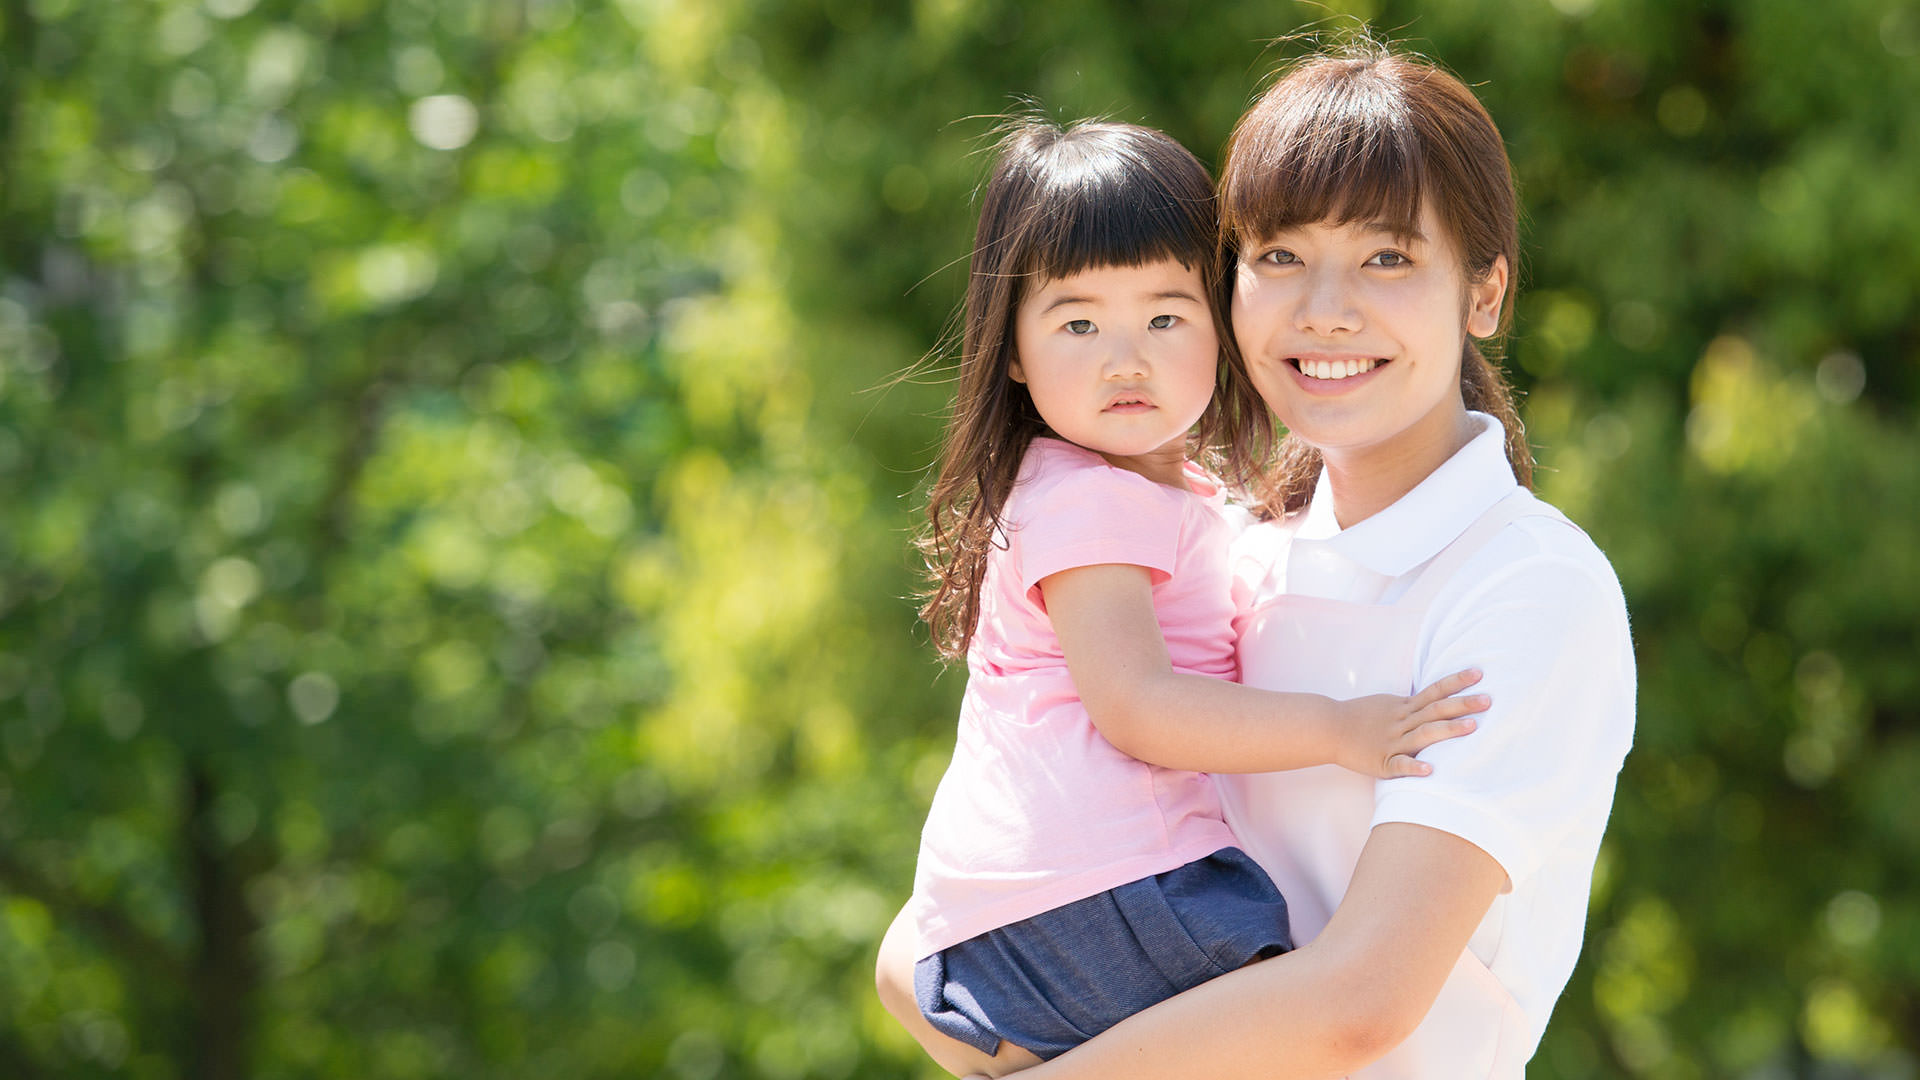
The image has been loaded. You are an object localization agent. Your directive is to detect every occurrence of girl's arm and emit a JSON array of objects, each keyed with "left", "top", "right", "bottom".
[
  {"left": 1040, "top": 563, "right": 1482, "bottom": 776},
  {"left": 966, "top": 822, "right": 1508, "bottom": 1079}
]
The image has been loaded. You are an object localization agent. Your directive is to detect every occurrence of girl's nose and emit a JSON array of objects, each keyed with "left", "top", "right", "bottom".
[{"left": 1103, "top": 336, "right": 1149, "bottom": 379}]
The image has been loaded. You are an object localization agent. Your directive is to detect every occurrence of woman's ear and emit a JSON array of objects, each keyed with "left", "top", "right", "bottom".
[{"left": 1466, "top": 254, "right": 1509, "bottom": 340}]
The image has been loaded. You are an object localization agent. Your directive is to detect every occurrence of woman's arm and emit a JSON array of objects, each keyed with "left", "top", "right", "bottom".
[
  {"left": 1040, "top": 564, "right": 1483, "bottom": 777},
  {"left": 978, "top": 822, "right": 1508, "bottom": 1079}
]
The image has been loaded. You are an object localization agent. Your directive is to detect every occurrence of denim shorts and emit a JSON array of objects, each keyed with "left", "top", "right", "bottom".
[{"left": 914, "top": 847, "right": 1292, "bottom": 1060}]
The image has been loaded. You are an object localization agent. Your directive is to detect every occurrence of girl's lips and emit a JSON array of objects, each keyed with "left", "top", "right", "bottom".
[{"left": 1103, "top": 394, "right": 1155, "bottom": 412}]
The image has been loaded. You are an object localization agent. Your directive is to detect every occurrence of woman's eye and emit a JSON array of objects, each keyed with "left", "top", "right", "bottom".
[
  {"left": 1259, "top": 249, "right": 1299, "bottom": 266},
  {"left": 1065, "top": 319, "right": 1095, "bottom": 335},
  {"left": 1148, "top": 314, "right": 1178, "bottom": 330},
  {"left": 1368, "top": 250, "right": 1410, "bottom": 268}
]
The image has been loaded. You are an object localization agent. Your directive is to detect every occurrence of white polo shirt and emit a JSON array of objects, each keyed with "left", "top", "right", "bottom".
[{"left": 1227, "top": 413, "right": 1636, "bottom": 1073}]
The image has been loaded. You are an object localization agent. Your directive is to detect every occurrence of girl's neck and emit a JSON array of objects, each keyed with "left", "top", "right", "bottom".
[
  {"left": 1096, "top": 444, "right": 1191, "bottom": 490},
  {"left": 1318, "top": 406, "right": 1477, "bottom": 530},
  {"left": 1040, "top": 432, "right": 1193, "bottom": 490}
]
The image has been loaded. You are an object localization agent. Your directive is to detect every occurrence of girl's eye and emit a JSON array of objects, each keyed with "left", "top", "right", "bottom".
[
  {"left": 1259, "top": 249, "right": 1299, "bottom": 266},
  {"left": 1065, "top": 319, "right": 1094, "bottom": 335},
  {"left": 1368, "top": 250, "right": 1411, "bottom": 268},
  {"left": 1148, "top": 314, "right": 1178, "bottom": 330}
]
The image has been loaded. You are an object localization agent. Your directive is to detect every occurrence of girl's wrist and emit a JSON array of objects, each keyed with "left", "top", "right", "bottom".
[{"left": 1309, "top": 693, "right": 1354, "bottom": 771}]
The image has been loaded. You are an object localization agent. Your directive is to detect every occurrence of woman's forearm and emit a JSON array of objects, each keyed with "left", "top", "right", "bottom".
[
  {"left": 1011, "top": 823, "right": 1509, "bottom": 1080},
  {"left": 1011, "top": 935, "right": 1391, "bottom": 1079}
]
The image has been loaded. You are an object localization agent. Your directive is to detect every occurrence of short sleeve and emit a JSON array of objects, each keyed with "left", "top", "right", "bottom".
[
  {"left": 1371, "top": 534, "right": 1636, "bottom": 888},
  {"left": 1007, "top": 457, "right": 1183, "bottom": 602}
]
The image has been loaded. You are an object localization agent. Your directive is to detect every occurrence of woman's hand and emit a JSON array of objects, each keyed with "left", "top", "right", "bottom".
[{"left": 1335, "top": 668, "right": 1487, "bottom": 778}]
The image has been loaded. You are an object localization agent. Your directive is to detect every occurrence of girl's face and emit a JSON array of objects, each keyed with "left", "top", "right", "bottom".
[
  {"left": 1011, "top": 258, "right": 1219, "bottom": 487},
  {"left": 1230, "top": 203, "right": 1506, "bottom": 479}
]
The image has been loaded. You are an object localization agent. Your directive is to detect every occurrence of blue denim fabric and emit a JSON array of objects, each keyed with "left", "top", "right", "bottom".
[{"left": 915, "top": 847, "right": 1292, "bottom": 1060}]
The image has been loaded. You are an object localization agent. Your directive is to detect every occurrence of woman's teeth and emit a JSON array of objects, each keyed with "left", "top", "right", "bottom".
[{"left": 1298, "top": 357, "right": 1382, "bottom": 380}]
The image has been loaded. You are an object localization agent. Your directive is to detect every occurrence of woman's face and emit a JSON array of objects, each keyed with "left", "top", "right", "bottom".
[{"left": 1230, "top": 202, "right": 1506, "bottom": 473}]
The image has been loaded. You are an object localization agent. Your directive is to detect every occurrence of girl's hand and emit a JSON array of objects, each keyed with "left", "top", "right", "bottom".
[{"left": 1336, "top": 668, "right": 1487, "bottom": 778}]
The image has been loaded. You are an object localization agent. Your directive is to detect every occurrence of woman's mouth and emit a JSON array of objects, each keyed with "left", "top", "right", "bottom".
[{"left": 1292, "top": 357, "right": 1385, "bottom": 381}]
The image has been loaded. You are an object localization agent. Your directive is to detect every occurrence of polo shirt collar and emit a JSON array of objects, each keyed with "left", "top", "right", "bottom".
[{"left": 1295, "top": 412, "right": 1521, "bottom": 578}]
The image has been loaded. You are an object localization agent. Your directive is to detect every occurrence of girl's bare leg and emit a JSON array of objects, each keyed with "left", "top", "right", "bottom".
[{"left": 875, "top": 905, "right": 1045, "bottom": 1078}]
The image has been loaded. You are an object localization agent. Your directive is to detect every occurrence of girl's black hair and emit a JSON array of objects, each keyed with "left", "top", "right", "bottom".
[{"left": 918, "top": 118, "right": 1269, "bottom": 659}]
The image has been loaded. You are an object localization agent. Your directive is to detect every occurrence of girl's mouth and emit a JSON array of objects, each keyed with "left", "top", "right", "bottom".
[
  {"left": 1292, "top": 357, "right": 1385, "bottom": 381},
  {"left": 1105, "top": 394, "right": 1154, "bottom": 412}
]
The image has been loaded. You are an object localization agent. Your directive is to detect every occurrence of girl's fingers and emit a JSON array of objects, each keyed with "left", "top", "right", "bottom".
[
  {"left": 1407, "top": 668, "right": 1482, "bottom": 709},
  {"left": 1381, "top": 717, "right": 1478, "bottom": 777},
  {"left": 1382, "top": 752, "right": 1434, "bottom": 778},
  {"left": 1405, "top": 716, "right": 1477, "bottom": 752},
  {"left": 1414, "top": 693, "right": 1491, "bottom": 722}
]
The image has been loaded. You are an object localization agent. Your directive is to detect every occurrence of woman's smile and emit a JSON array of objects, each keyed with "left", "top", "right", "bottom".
[{"left": 1290, "top": 354, "right": 1387, "bottom": 384}]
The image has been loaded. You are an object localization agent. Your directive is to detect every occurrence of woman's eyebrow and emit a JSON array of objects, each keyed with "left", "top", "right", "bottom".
[{"left": 1360, "top": 220, "right": 1426, "bottom": 244}]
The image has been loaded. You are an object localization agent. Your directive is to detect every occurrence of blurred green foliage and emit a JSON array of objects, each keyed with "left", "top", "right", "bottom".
[{"left": 0, "top": 0, "right": 1914, "bottom": 1077}]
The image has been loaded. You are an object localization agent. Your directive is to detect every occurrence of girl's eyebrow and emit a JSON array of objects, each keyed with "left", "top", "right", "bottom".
[
  {"left": 1036, "top": 294, "right": 1095, "bottom": 314},
  {"left": 1038, "top": 289, "right": 1202, "bottom": 315}
]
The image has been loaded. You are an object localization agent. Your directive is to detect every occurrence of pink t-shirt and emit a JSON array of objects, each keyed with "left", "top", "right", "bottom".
[{"left": 908, "top": 437, "right": 1243, "bottom": 959}]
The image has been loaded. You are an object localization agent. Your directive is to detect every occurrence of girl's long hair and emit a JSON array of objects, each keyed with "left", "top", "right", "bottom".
[
  {"left": 1220, "top": 36, "right": 1533, "bottom": 517},
  {"left": 918, "top": 118, "right": 1269, "bottom": 660}
]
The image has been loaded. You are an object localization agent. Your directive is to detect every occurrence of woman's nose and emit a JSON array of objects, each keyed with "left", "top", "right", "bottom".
[{"left": 1295, "top": 270, "right": 1361, "bottom": 335}]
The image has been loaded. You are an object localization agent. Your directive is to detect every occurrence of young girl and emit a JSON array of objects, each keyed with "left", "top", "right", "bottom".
[{"left": 881, "top": 117, "right": 1490, "bottom": 1076}]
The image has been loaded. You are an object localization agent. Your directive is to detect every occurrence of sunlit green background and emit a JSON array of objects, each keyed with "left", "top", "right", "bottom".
[{"left": 1, "top": 0, "right": 1916, "bottom": 1076}]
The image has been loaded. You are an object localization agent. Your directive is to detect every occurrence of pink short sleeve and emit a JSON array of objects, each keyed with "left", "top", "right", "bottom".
[{"left": 1007, "top": 445, "right": 1183, "bottom": 604}]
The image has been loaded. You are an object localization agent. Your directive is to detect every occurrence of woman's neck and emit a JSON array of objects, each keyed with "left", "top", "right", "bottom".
[{"left": 1319, "top": 407, "right": 1478, "bottom": 530}]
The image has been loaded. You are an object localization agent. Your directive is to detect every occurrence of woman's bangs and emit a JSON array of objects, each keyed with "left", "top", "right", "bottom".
[{"left": 1225, "top": 91, "right": 1426, "bottom": 245}]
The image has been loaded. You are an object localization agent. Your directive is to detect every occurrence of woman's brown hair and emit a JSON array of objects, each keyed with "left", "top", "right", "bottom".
[
  {"left": 918, "top": 118, "right": 1269, "bottom": 660},
  {"left": 1220, "top": 36, "right": 1533, "bottom": 516}
]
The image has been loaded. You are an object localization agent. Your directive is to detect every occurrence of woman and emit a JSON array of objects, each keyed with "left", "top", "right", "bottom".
[{"left": 881, "top": 38, "right": 1635, "bottom": 1078}]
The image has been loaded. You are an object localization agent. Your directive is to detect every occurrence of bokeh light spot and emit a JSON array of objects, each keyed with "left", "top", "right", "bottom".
[{"left": 409, "top": 94, "right": 480, "bottom": 150}]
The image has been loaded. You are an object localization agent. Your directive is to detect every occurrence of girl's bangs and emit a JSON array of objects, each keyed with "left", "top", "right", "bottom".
[{"left": 1019, "top": 154, "right": 1215, "bottom": 283}]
